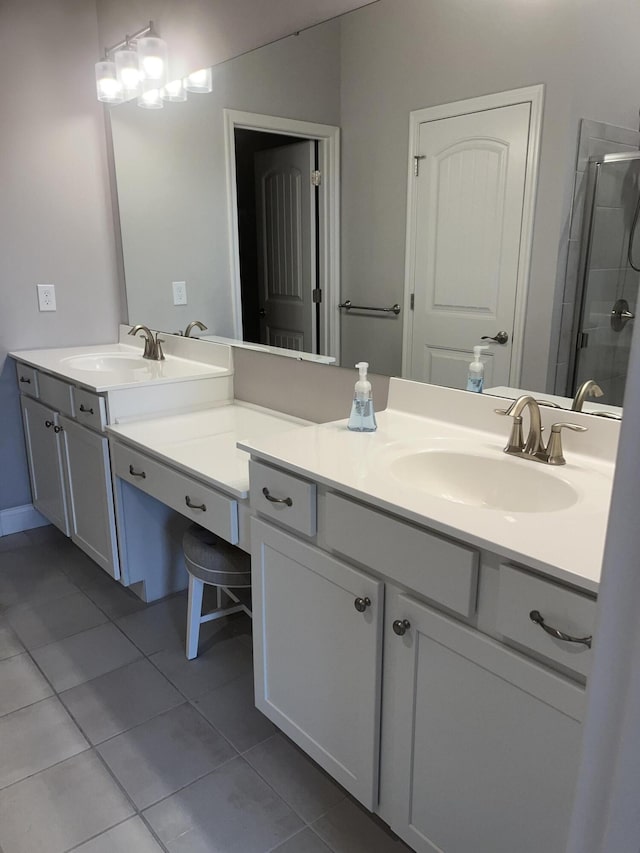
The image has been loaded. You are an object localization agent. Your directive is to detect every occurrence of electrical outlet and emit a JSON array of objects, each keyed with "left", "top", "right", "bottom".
[
  {"left": 172, "top": 281, "right": 187, "bottom": 305},
  {"left": 37, "top": 284, "right": 56, "bottom": 312}
]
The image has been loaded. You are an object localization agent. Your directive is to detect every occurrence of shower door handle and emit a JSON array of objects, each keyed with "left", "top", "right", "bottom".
[
  {"left": 611, "top": 299, "right": 635, "bottom": 332},
  {"left": 481, "top": 331, "right": 509, "bottom": 345}
]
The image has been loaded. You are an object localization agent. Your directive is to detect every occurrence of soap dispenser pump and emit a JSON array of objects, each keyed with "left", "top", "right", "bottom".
[
  {"left": 348, "top": 362, "right": 377, "bottom": 432},
  {"left": 466, "top": 345, "right": 490, "bottom": 393}
]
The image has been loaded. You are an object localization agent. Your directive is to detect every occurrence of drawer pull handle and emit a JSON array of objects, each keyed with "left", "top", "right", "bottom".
[
  {"left": 185, "top": 496, "right": 207, "bottom": 511},
  {"left": 79, "top": 404, "right": 94, "bottom": 415},
  {"left": 45, "top": 419, "right": 53, "bottom": 428},
  {"left": 19, "top": 376, "right": 31, "bottom": 384},
  {"left": 128, "top": 464, "right": 146, "bottom": 479},
  {"left": 262, "top": 487, "right": 293, "bottom": 507},
  {"left": 53, "top": 425, "right": 63, "bottom": 434},
  {"left": 354, "top": 596, "right": 371, "bottom": 613},
  {"left": 529, "top": 610, "right": 592, "bottom": 649},
  {"left": 392, "top": 619, "right": 411, "bottom": 637}
]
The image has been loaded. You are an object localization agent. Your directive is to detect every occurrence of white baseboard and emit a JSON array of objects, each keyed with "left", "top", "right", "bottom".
[{"left": 0, "top": 504, "right": 49, "bottom": 537}]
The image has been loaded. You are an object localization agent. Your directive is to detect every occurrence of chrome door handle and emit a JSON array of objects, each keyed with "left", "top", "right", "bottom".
[
  {"left": 481, "top": 331, "right": 509, "bottom": 345},
  {"left": 611, "top": 298, "right": 635, "bottom": 331},
  {"left": 529, "top": 610, "right": 592, "bottom": 648},
  {"left": 262, "top": 487, "right": 292, "bottom": 507},
  {"left": 128, "top": 464, "right": 146, "bottom": 479},
  {"left": 258, "top": 308, "right": 266, "bottom": 317},
  {"left": 185, "top": 496, "right": 206, "bottom": 511}
]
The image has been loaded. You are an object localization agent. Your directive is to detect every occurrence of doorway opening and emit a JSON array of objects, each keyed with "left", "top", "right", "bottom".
[{"left": 224, "top": 110, "right": 341, "bottom": 362}]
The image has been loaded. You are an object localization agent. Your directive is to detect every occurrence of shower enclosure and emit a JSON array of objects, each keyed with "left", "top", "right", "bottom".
[{"left": 571, "top": 151, "right": 639, "bottom": 407}]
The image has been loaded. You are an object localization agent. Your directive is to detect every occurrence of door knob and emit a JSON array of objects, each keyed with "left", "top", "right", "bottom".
[
  {"left": 258, "top": 308, "right": 266, "bottom": 318},
  {"left": 481, "top": 331, "right": 509, "bottom": 345}
]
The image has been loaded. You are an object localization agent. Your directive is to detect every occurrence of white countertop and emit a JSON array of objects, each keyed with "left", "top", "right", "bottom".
[
  {"left": 107, "top": 402, "right": 310, "bottom": 499},
  {"left": 238, "top": 380, "right": 617, "bottom": 592},
  {"left": 11, "top": 327, "right": 233, "bottom": 393}
]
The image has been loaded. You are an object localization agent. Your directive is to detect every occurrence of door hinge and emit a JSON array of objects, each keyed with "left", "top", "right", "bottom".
[
  {"left": 311, "top": 170, "right": 322, "bottom": 187},
  {"left": 410, "top": 293, "right": 415, "bottom": 310},
  {"left": 413, "top": 155, "right": 426, "bottom": 177},
  {"left": 313, "top": 288, "right": 322, "bottom": 304},
  {"left": 579, "top": 331, "right": 589, "bottom": 349}
]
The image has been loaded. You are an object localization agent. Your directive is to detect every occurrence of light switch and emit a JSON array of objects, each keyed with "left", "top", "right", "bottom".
[
  {"left": 37, "top": 284, "right": 56, "bottom": 311},
  {"left": 172, "top": 281, "right": 187, "bottom": 305}
]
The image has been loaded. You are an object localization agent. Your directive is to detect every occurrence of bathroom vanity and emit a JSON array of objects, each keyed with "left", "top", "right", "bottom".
[{"left": 240, "top": 378, "right": 614, "bottom": 853}]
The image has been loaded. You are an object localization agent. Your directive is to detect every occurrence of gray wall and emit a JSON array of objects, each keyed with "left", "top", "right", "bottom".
[
  {"left": 112, "top": 22, "right": 341, "bottom": 335},
  {"left": 0, "top": 0, "right": 121, "bottom": 512}
]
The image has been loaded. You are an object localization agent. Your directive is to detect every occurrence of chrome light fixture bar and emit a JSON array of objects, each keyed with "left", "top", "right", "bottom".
[{"left": 95, "top": 22, "right": 213, "bottom": 110}]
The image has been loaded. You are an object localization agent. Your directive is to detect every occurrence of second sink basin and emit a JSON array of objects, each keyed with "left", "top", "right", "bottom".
[{"left": 388, "top": 450, "right": 579, "bottom": 513}]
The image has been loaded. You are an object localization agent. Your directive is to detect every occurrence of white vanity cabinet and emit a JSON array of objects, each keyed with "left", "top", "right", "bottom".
[
  {"left": 251, "top": 517, "right": 384, "bottom": 809},
  {"left": 17, "top": 364, "right": 119, "bottom": 578},
  {"left": 248, "top": 459, "right": 591, "bottom": 853},
  {"left": 20, "top": 395, "right": 70, "bottom": 536}
]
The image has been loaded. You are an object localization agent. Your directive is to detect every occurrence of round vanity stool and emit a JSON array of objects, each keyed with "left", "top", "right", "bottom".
[{"left": 182, "top": 523, "right": 252, "bottom": 660}]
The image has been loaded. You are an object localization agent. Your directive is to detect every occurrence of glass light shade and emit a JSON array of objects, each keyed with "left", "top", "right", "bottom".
[
  {"left": 137, "top": 35, "right": 168, "bottom": 86},
  {"left": 138, "top": 88, "right": 163, "bottom": 109},
  {"left": 184, "top": 67, "right": 212, "bottom": 93},
  {"left": 115, "top": 47, "right": 141, "bottom": 98},
  {"left": 161, "top": 78, "right": 187, "bottom": 102},
  {"left": 95, "top": 60, "right": 123, "bottom": 104}
]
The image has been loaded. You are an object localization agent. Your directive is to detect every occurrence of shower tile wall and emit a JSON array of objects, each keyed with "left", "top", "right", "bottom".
[{"left": 555, "top": 119, "right": 640, "bottom": 398}]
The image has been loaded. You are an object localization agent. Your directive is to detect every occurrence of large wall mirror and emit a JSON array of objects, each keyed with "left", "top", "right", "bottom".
[{"left": 110, "top": 0, "right": 636, "bottom": 416}]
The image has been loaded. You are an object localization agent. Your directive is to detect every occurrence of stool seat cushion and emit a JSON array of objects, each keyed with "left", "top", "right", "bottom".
[{"left": 183, "top": 524, "right": 251, "bottom": 588}]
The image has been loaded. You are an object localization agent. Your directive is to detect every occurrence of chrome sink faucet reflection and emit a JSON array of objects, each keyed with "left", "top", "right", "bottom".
[
  {"left": 128, "top": 325, "right": 165, "bottom": 360},
  {"left": 184, "top": 320, "right": 208, "bottom": 338},
  {"left": 496, "top": 395, "right": 587, "bottom": 465},
  {"left": 572, "top": 379, "right": 603, "bottom": 412}
]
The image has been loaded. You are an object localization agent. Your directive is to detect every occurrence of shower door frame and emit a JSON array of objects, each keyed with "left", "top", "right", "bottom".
[{"left": 569, "top": 150, "right": 640, "bottom": 396}]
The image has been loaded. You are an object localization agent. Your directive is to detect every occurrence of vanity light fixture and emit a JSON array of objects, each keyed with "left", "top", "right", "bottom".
[
  {"left": 95, "top": 21, "right": 167, "bottom": 108},
  {"left": 95, "top": 57, "right": 123, "bottom": 104},
  {"left": 184, "top": 67, "right": 213, "bottom": 93}
]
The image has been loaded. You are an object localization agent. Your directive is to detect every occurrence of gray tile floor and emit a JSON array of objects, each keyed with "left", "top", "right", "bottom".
[{"left": 0, "top": 526, "right": 411, "bottom": 853}]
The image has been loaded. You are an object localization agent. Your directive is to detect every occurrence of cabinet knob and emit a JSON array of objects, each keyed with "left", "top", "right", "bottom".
[
  {"left": 392, "top": 619, "right": 411, "bottom": 637},
  {"left": 53, "top": 425, "right": 63, "bottom": 433},
  {"left": 45, "top": 419, "right": 53, "bottom": 428},
  {"left": 79, "top": 404, "right": 94, "bottom": 415},
  {"left": 19, "top": 376, "right": 31, "bottom": 384},
  {"left": 354, "top": 596, "right": 371, "bottom": 613}
]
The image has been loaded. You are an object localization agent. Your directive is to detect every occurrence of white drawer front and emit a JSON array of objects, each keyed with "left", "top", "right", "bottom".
[
  {"left": 497, "top": 565, "right": 596, "bottom": 678},
  {"left": 324, "top": 493, "right": 478, "bottom": 617},
  {"left": 112, "top": 443, "right": 238, "bottom": 544},
  {"left": 15, "top": 363, "right": 39, "bottom": 398},
  {"left": 249, "top": 460, "right": 316, "bottom": 536},
  {"left": 73, "top": 387, "right": 107, "bottom": 432},
  {"left": 38, "top": 373, "right": 74, "bottom": 416}
]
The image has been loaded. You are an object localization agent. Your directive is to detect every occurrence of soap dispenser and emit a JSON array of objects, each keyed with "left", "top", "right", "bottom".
[
  {"left": 466, "top": 345, "right": 489, "bottom": 393},
  {"left": 348, "top": 362, "right": 377, "bottom": 432}
]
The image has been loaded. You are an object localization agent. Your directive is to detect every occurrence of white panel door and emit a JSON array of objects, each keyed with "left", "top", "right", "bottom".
[
  {"left": 381, "top": 591, "right": 583, "bottom": 853},
  {"left": 251, "top": 517, "right": 383, "bottom": 809},
  {"left": 60, "top": 416, "right": 120, "bottom": 579},
  {"left": 408, "top": 102, "right": 531, "bottom": 387},
  {"left": 255, "top": 141, "right": 316, "bottom": 352},
  {"left": 21, "top": 396, "right": 70, "bottom": 536}
]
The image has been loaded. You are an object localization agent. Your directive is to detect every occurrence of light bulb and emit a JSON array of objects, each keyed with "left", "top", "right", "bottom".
[
  {"left": 161, "top": 78, "right": 187, "bottom": 102},
  {"left": 184, "top": 67, "right": 212, "bottom": 93},
  {"left": 95, "top": 60, "right": 123, "bottom": 104},
  {"left": 137, "top": 35, "right": 168, "bottom": 86},
  {"left": 115, "top": 47, "right": 141, "bottom": 99},
  {"left": 138, "top": 88, "right": 163, "bottom": 109}
]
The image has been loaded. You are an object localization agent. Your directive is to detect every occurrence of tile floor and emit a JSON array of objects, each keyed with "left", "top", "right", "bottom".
[{"left": 0, "top": 526, "right": 411, "bottom": 853}]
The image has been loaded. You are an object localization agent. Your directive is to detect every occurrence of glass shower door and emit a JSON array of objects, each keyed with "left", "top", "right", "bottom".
[{"left": 573, "top": 153, "right": 639, "bottom": 407}]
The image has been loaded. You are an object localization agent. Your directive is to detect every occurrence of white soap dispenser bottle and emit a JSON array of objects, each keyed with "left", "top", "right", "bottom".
[
  {"left": 348, "top": 361, "right": 377, "bottom": 432},
  {"left": 466, "top": 345, "right": 489, "bottom": 393}
]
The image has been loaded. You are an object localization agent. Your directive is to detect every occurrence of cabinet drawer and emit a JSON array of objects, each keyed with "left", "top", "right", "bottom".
[
  {"left": 112, "top": 443, "right": 238, "bottom": 544},
  {"left": 15, "top": 363, "right": 39, "bottom": 398},
  {"left": 38, "top": 373, "right": 74, "bottom": 416},
  {"left": 73, "top": 388, "right": 107, "bottom": 431},
  {"left": 249, "top": 460, "right": 316, "bottom": 536},
  {"left": 325, "top": 493, "right": 478, "bottom": 617},
  {"left": 497, "top": 565, "right": 596, "bottom": 678}
]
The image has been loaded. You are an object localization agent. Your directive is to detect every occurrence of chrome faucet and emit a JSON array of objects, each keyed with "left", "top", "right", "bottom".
[
  {"left": 496, "top": 395, "right": 587, "bottom": 465},
  {"left": 571, "top": 379, "right": 604, "bottom": 412},
  {"left": 184, "top": 320, "right": 207, "bottom": 338},
  {"left": 128, "top": 325, "right": 165, "bottom": 360}
]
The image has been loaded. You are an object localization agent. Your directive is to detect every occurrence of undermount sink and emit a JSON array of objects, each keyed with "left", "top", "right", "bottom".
[
  {"left": 61, "top": 353, "right": 146, "bottom": 372},
  {"left": 388, "top": 450, "right": 579, "bottom": 513}
]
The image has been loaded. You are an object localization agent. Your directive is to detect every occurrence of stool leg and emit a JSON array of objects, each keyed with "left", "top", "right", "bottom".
[
  {"left": 186, "top": 575, "right": 204, "bottom": 660},
  {"left": 216, "top": 586, "right": 223, "bottom": 609}
]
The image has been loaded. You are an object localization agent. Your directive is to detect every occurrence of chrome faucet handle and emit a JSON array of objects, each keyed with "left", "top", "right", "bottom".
[
  {"left": 545, "top": 422, "right": 588, "bottom": 466},
  {"left": 535, "top": 399, "right": 563, "bottom": 409},
  {"left": 154, "top": 334, "right": 165, "bottom": 361},
  {"left": 494, "top": 408, "right": 525, "bottom": 453}
]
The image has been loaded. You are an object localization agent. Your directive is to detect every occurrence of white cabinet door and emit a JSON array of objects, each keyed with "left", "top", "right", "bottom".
[
  {"left": 21, "top": 396, "right": 69, "bottom": 536},
  {"left": 251, "top": 517, "right": 383, "bottom": 809},
  {"left": 59, "top": 416, "right": 120, "bottom": 579},
  {"left": 381, "top": 591, "right": 584, "bottom": 853}
]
